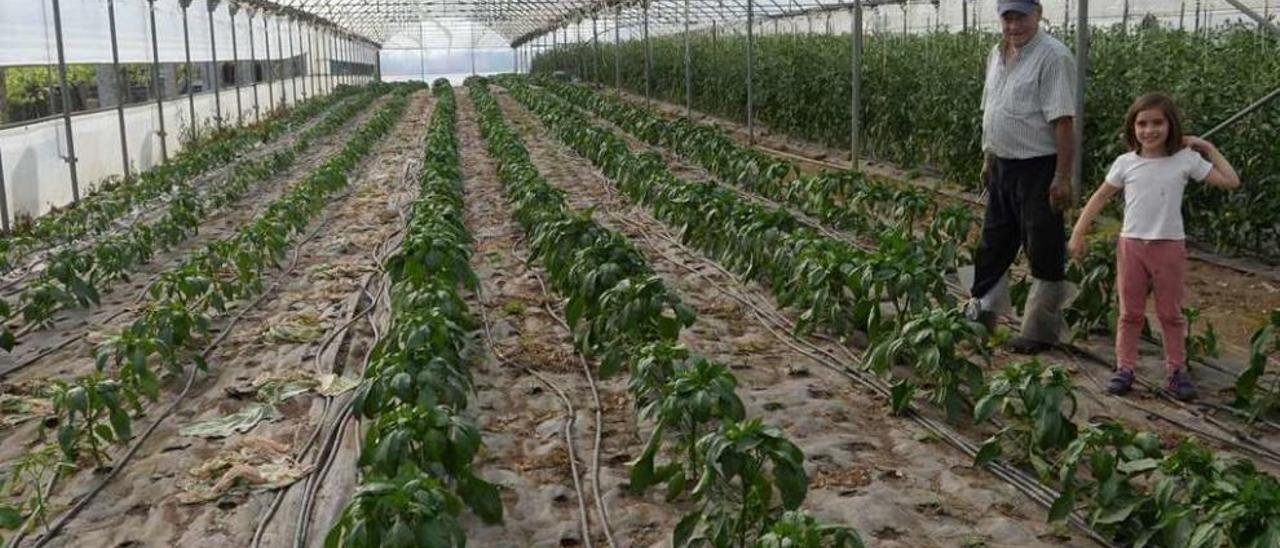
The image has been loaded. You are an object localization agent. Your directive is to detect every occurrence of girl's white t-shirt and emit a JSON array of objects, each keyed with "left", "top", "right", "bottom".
[{"left": 1104, "top": 148, "right": 1214, "bottom": 240}]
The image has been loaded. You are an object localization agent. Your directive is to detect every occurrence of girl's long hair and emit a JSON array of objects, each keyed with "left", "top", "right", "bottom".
[{"left": 1123, "top": 93, "right": 1185, "bottom": 155}]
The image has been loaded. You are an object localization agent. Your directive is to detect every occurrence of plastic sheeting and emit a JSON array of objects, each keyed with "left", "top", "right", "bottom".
[
  {"left": 0, "top": 0, "right": 336, "bottom": 67},
  {"left": 0, "top": 73, "right": 378, "bottom": 223},
  {"left": 0, "top": 0, "right": 379, "bottom": 226}
]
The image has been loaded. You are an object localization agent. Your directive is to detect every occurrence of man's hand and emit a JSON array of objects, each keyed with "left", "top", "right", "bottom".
[
  {"left": 981, "top": 154, "right": 992, "bottom": 183},
  {"left": 1049, "top": 172, "right": 1072, "bottom": 212}
]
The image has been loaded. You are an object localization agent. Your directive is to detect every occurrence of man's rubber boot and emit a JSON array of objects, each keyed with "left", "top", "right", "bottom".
[{"left": 1008, "top": 278, "right": 1074, "bottom": 354}]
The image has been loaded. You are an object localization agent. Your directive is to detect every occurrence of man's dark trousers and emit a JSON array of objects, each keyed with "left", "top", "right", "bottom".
[{"left": 970, "top": 154, "right": 1067, "bottom": 301}]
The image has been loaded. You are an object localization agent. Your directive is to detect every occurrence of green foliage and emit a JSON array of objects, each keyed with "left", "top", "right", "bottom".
[
  {"left": 33, "top": 85, "right": 414, "bottom": 467},
  {"left": 467, "top": 76, "right": 849, "bottom": 546},
  {"left": 678, "top": 419, "right": 808, "bottom": 547},
  {"left": 973, "top": 360, "right": 1078, "bottom": 478},
  {"left": 536, "top": 25, "right": 1280, "bottom": 258},
  {"left": 498, "top": 75, "right": 1280, "bottom": 548},
  {"left": 757, "top": 510, "right": 867, "bottom": 548},
  {"left": 0, "top": 86, "right": 381, "bottom": 348},
  {"left": 329, "top": 80, "right": 504, "bottom": 548},
  {"left": 866, "top": 306, "right": 988, "bottom": 419},
  {"left": 325, "top": 473, "right": 466, "bottom": 548},
  {"left": 1233, "top": 309, "right": 1280, "bottom": 420}
]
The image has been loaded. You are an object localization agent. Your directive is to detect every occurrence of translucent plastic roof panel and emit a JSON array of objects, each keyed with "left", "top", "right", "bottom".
[{"left": 269, "top": 0, "right": 1279, "bottom": 49}]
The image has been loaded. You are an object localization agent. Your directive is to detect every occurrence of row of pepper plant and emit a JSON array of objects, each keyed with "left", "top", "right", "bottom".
[
  {"left": 504, "top": 74, "right": 991, "bottom": 417},
  {"left": 533, "top": 76, "right": 1195, "bottom": 346},
  {"left": 468, "top": 76, "right": 863, "bottom": 547},
  {"left": 0, "top": 85, "right": 363, "bottom": 272},
  {"left": 42, "top": 84, "right": 416, "bottom": 476},
  {"left": 498, "top": 76, "right": 1280, "bottom": 546},
  {"left": 537, "top": 77, "right": 1226, "bottom": 395},
  {"left": 1, "top": 85, "right": 417, "bottom": 544},
  {"left": 326, "top": 79, "right": 503, "bottom": 548},
  {"left": 0, "top": 85, "right": 389, "bottom": 352},
  {"left": 534, "top": 24, "right": 1280, "bottom": 258}
]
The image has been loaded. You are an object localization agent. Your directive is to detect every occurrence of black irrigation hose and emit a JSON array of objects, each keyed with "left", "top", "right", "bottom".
[
  {"left": 536, "top": 113, "right": 1118, "bottom": 546},
  {"left": 29, "top": 216, "right": 328, "bottom": 548},
  {"left": 475, "top": 274, "right": 595, "bottom": 548},
  {"left": 293, "top": 153, "right": 424, "bottom": 548},
  {"left": 610, "top": 208, "right": 1117, "bottom": 548},
  {"left": 252, "top": 114, "right": 428, "bottom": 548},
  {"left": 525, "top": 267, "right": 618, "bottom": 548},
  {"left": 0, "top": 309, "right": 131, "bottom": 382},
  {"left": 549, "top": 84, "right": 1280, "bottom": 470}
]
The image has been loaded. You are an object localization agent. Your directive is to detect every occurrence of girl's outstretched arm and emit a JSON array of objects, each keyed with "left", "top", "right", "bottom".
[
  {"left": 1185, "top": 136, "right": 1241, "bottom": 189},
  {"left": 1068, "top": 183, "right": 1121, "bottom": 260}
]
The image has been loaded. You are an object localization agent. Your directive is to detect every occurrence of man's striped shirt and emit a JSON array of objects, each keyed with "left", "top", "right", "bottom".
[{"left": 981, "top": 29, "right": 1077, "bottom": 160}]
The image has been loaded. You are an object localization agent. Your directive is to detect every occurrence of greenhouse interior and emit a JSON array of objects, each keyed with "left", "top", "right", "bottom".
[{"left": 0, "top": 0, "right": 1279, "bottom": 546}]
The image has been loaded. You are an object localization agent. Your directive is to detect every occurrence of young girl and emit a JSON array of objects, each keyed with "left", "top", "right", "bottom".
[{"left": 1068, "top": 93, "right": 1239, "bottom": 400}]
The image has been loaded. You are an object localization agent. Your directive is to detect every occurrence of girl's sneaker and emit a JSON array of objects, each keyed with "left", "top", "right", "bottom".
[
  {"left": 1106, "top": 368, "right": 1135, "bottom": 395},
  {"left": 1166, "top": 369, "right": 1198, "bottom": 401}
]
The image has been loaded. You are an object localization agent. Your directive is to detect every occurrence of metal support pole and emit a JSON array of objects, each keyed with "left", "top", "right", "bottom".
[
  {"left": 592, "top": 16, "right": 600, "bottom": 82},
  {"left": 287, "top": 18, "right": 298, "bottom": 102},
  {"left": 180, "top": 0, "right": 197, "bottom": 142},
  {"left": 148, "top": 0, "right": 168, "bottom": 161},
  {"left": 249, "top": 10, "right": 261, "bottom": 122},
  {"left": 746, "top": 0, "right": 755, "bottom": 144},
  {"left": 614, "top": 6, "right": 622, "bottom": 91},
  {"left": 0, "top": 148, "right": 9, "bottom": 231},
  {"left": 574, "top": 23, "right": 582, "bottom": 79},
  {"left": 684, "top": 0, "right": 692, "bottom": 117},
  {"left": 264, "top": 15, "right": 275, "bottom": 112},
  {"left": 1122, "top": 0, "right": 1130, "bottom": 33},
  {"left": 277, "top": 18, "right": 287, "bottom": 107},
  {"left": 51, "top": 0, "right": 81, "bottom": 201},
  {"left": 850, "top": 2, "right": 862, "bottom": 168},
  {"left": 1221, "top": 0, "right": 1280, "bottom": 35},
  {"left": 107, "top": 0, "right": 131, "bottom": 178},
  {"left": 1072, "top": 0, "right": 1088, "bottom": 201},
  {"left": 296, "top": 20, "right": 307, "bottom": 99},
  {"left": 230, "top": 3, "right": 243, "bottom": 126},
  {"left": 208, "top": 0, "right": 223, "bottom": 130},
  {"left": 1203, "top": 86, "right": 1280, "bottom": 139},
  {"left": 643, "top": 1, "right": 652, "bottom": 106},
  {"left": 963, "top": 0, "right": 969, "bottom": 32},
  {"left": 309, "top": 23, "right": 319, "bottom": 94}
]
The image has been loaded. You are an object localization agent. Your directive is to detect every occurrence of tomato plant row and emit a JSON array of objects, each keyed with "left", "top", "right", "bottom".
[
  {"left": 0, "top": 85, "right": 365, "bottom": 273},
  {"left": 0, "top": 86, "right": 391, "bottom": 352},
  {"left": 327, "top": 79, "right": 503, "bottom": 548},
  {"left": 534, "top": 26, "right": 1280, "bottom": 258},
  {"left": 500, "top": 76, "right": 1280, "bottom": 547},
  {"left": 469, "top": 77, "right": 863, "bottom": 547}
]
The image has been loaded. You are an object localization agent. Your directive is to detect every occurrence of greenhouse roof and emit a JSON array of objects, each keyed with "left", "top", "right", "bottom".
[{"left": 270, "top": 0, "right": 923, "bottom": 49}]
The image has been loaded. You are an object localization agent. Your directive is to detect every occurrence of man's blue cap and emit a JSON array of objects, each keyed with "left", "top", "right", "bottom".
[{"left": 998, "top": 0, "right": 1040, "bottom": 15}]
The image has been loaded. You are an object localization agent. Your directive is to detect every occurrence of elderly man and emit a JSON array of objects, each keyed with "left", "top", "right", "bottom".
[{"left": 969, "top": 0, "right": 1076, "bottom": 353}]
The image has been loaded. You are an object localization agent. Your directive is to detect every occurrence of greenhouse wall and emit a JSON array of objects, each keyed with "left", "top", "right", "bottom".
[{"left": 0, "top": 0, "right": 377, "bottom": 226}]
